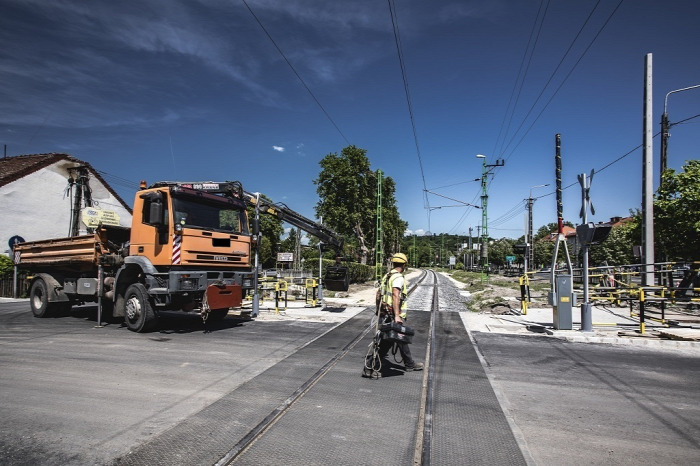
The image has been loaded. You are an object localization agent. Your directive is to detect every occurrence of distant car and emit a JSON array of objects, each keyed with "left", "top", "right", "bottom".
[{"left": 539, "top": 267, "right": 551, "bottom": 273}]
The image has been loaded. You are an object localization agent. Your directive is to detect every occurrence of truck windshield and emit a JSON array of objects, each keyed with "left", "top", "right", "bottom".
[{"left": 172, "top": 196, "right": 249, "bottom": 234}]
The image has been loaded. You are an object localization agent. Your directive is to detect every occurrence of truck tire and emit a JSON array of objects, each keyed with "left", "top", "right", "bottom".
[
  {"left": 123, "top": 283, "right": 157, "bottom": 332},
  {"left": 29, "top": 278, "right": 53, "bottom": 318}
]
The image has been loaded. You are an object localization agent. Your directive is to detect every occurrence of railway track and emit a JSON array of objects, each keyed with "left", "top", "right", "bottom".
[{"left": 216, "top": 269, "right": 440, "bottom": 466}]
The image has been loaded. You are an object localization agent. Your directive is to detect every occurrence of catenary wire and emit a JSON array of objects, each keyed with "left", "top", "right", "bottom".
[
  {"left": 534, "top": 129, "right": 658, "bottom": 200},
  {"left": 387, "top": 0, "right": 431, "bottom": 230},
  {"left": 490, "top": 199, "right": 528, "bottom": 227},
  {"left": 497, "top": 0, "right": 550, "bottom": 159},
  {"left": 502, "top": 0, "right": 626, "bottom": 163},
  {"left": 499, "top": 0, "right": 603, "bottom": 159},
  {"left": 491, "top": 0, "right": 548, "bottom": 160},
  {"left": 240, "top": 0, "right": 351, "bottom": 146}
]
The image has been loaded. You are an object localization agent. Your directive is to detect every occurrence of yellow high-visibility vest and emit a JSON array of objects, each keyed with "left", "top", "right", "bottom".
[{"left": 380, "top": 269, "right": 408, "bottom": 319}]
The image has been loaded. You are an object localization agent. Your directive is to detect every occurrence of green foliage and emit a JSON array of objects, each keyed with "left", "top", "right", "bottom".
[
  {"left": 533, "top": 240, "right": 554, "bottom": 270},
  {"left": 247, "top": 195, "right": 284, "bottom": 268},
  {"left": 488, "top": 238, "right": 517, "bottom": 266},
  {"left": 588, "top": 218, "right": 640, "bottom": 266},
  {"left": 534, "top": 221, "right": 574, "bottom": 241},
  {"left": 655, "top": 160, "right": 700, "bottom": 261},
  {"left": 0, "top": 255, "right": 14, "bottom": 278},
  {"left": 401, "top": 233, "right": 480, "bottom": 268},
  {"left": 314, "top": 145, "right": 407, "bottom": 264},
  {"left": 302, "top": 259, "right": 375, "bottom": 284}
]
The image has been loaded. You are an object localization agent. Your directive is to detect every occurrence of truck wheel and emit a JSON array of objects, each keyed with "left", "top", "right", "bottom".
[
  {"left": 123, "top": 283, "right": 157, "bottom": 332},
  {"left": 30, "top": 278, "right": 52, "bottom": 318}
]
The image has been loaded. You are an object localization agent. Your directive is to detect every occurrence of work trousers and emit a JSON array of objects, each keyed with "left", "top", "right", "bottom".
[{"left": 375, "top": 337, "right": 416, "bottom": 367}]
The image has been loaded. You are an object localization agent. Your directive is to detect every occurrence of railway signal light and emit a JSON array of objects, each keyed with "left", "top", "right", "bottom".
[{"left": 576, "top": 223, "right": 612, "bottom": 246}]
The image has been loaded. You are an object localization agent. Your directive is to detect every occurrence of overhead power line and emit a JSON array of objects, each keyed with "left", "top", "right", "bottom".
[
  {"left": 490, "top": 199, "right": 528, "bottom": 227},
  {"left": 535, "top": 129, "right": 657, "bottom": 201},
  {"left": 499, "top": 0, "right": 603, "bottom": 159},
  {"left": 240, "top": 0, "right": 350, "bottom": 146},
  {"left": 495, "top": 0, "right": 550, "bottom": 159},
  {"left": 387, "top": 0, "right": 431, "bottom": 229},
  {"left": 502, "top": 0, "right": 625, "bottom": 162}
]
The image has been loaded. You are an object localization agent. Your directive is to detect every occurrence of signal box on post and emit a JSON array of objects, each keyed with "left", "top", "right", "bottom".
[{"left": 576, "top": 223, "right": 612, "bottom": 246}]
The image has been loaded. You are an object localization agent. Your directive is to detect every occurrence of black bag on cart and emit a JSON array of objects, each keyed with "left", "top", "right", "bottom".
[{"left": 380, "top": 321, "right": 415, "bottom": 344}]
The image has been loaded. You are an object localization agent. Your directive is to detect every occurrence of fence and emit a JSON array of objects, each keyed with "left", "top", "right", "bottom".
[{"left": 0, "top": 271, "right": 30, "bottom": 298}]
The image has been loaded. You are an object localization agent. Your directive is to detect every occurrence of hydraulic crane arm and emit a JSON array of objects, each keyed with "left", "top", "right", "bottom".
[
  {"left": 243, "top": 191, "right": 344, "bottom": 253},
  {"left": 146, "top": 181, "right": 344, "bottom": 253}
]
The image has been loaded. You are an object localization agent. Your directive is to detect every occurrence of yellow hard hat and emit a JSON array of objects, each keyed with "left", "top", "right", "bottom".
[{"left": 391, "top": 253, "right": 408, "bottom": 264}]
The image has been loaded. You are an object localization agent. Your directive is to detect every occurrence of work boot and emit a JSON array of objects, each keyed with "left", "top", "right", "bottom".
[{"left": 404, "top": 362, "right": 424, "bottom": 371}]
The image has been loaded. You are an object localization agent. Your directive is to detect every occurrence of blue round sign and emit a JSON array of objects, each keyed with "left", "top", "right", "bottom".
[{"left": 8, "top": 235, "right": 25, "bottom": 250}]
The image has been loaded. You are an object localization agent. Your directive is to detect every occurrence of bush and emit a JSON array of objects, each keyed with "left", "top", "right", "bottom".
[
  {"left": 0, "top": 255, "right": 14, "bottom": 278},
  {"left": 304, "top": 260, "right": 375, "bottom": 284}
]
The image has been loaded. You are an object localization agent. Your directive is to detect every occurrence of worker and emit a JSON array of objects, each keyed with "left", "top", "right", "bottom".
[{"left": 365, "top": 252, "right": 423, "bottom": 376}]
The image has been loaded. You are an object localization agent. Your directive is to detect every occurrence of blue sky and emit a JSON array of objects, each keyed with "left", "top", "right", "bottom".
[{"left": 2, "top": 0, "right": 699, "bottom": 240}]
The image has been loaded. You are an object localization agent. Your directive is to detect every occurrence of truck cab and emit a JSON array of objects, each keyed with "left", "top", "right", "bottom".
[{"left": 113, "top": 181, "right": 255, "bottom": 331}]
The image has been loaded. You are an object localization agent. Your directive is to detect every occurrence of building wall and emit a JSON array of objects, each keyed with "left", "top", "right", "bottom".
[{"left": 1, "top": 161, "right": 132, "bottom": 256}]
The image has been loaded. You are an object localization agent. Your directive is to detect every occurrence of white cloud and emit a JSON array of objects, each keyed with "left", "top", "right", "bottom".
[
  {"left": 273, "top": 146, "right": 285, "bottom": 152},
  {"left": 405, "top": 229, "right": 427, "bottom": 236}
]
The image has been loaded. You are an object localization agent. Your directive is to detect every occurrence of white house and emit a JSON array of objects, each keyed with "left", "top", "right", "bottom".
[{"left": 0, "top": 153, "right": 133, "bottom": 256}]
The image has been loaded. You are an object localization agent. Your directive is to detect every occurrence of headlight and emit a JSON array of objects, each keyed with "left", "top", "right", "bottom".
[{"left": 179, "top": 276, "right": 199, "bottom": 290}]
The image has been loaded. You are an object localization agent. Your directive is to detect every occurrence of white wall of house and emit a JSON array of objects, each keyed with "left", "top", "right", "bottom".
[{"left": 1, "top": 160, "right": 132, "bottom": 256}]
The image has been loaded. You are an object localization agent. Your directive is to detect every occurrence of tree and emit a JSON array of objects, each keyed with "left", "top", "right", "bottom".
[
  {"left": 588, "top": 219, "right": 639, "bottom": 266},
  {"left": 246, "top": 194, "right": 284, "bottom": 268},
  {"left": 314, "top": 145, "right": 406, "bottom": 264},
  {"left": 488, "top": 238, "right": 516, "bottom": 267},
  {"left": 534, "top": 221, "right": 574, "bottom": 241},
  {"left": 0, "top": 254, "right": 13, "bottom": 278},
  {"left": 655, "top": 160, "right": 700, "bottom": 261},
  {"left": 533, "top": 240, "right": 554, "bottom": 270}
]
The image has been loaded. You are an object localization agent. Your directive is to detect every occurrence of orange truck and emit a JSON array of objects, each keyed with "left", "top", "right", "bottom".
[{"left": 15, "top": 181, "right": 257, "bottom": 332}]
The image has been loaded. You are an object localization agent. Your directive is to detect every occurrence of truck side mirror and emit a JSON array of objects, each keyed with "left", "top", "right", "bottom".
[
  {"left": 150, "top": 201, "right": 163, "bottom": 226},
  {"left": 140, "top": 191, "right": 164, "bottom": 226},
  {"left": 252, "top": 217, "right": 259, "bottom": 235}
]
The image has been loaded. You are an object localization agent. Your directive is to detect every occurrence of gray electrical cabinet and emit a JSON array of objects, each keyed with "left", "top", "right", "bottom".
[{"left": 553, "top": 274, "right": 573, "bottom": 330}]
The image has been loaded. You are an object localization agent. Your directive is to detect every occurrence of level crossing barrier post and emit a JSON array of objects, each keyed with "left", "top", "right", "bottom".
[
  {"left": 519, "top": 274, "right": 531, "bottom": 315},
  {"left": 639, "top": 288, "right": 646, "bottom": 334}
]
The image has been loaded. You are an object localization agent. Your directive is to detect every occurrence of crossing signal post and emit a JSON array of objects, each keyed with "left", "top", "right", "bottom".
[{"left": 577, "top": 170, "right": 612, "bottom": 331}]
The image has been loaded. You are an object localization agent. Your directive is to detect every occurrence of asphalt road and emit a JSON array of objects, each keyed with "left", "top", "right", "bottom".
[
  {"left": 471, "top": 331, "right": 700, "bottom": 465},
  {"left": 0, "top": 301, "right": 335, "bottom": 465},
  {"left": 1, "top": 298, "right": 699, "bottom": 465}
]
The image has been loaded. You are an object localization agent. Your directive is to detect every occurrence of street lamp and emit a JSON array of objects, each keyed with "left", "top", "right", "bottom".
[
  {"left": 526, "top": 183, "right": 549, "bottom": 273},
  {"left": 661, "top": 84, "right": 700, "bottom": 176}
]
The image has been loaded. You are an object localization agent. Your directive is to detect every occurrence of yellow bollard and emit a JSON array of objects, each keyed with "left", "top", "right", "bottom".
[{"left": 519, "top": 274, "right": 530, "bottom": 315}]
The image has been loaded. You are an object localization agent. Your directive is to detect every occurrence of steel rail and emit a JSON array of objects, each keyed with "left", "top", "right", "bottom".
[{"left": 414, "top": 269, "right": 438, "bottom": 465}]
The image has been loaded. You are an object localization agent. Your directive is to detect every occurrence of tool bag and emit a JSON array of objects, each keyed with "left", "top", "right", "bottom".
[{"left": 380, "top": 321, "right": 415, "bottom": 344}]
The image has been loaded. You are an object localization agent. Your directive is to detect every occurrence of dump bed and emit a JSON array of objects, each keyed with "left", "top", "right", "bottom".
[{"left": 15, "top": 226, "right": 130, "bottom": 271}]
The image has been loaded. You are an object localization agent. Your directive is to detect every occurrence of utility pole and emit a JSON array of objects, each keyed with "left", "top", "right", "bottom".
[
  {"left": 642, "top": 54, "right": 655, "bottom": 287},
  {"left": 440, "top": 234, "right": 444, "bottom": 268},
  {"left": 412, "top": 234, "right": 416, "bottom": 267},
  {"left": 375, "top": 169, "right": 383, "bottom": 282},
  {"left": 468, "top": 226, "right": 473, "bottom": 270},
  {"left": 526, "top": 198, "right": 533, "bottom": 273},
  {"left": 578, "top": 171, "right": 594, "bottom": 332},
  {"left": 526, "top": 184, "right": 549, "bottom": 273},
  {"left": 476, "top": 155, "right": 504, "bottom": 282},
  {"left": 660, "top": 111, "right": 669, "bottom": 176},
  {"left": 661, "top": 84, "right": 700, "bottom": 178}
]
